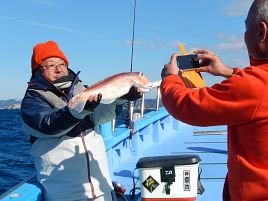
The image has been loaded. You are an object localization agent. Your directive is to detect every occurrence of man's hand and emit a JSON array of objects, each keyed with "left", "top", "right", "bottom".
[
  {"left": 84, "top": 93, "right": 102, "bottom": 111},
  {"left": 161, "top": 53, "right": 180, "bottom": 79},
  {"left": 194, "top": 49, "right": 233, "bottom": 78},
  {"left": 120, "top": 86, "right": 142, "bottom": 101}
]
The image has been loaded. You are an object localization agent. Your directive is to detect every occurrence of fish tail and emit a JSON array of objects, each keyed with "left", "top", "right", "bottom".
[
  {"left": 72, "top": 101, "right": 87, "bottom": 113},
  {"left": 69, "top": 93, "right": 88, "bottom": 113}
]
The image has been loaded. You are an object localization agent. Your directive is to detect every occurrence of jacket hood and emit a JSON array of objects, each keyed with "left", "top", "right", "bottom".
[{"left": 249, "top": 55, "right": 268, "bottom": 66}]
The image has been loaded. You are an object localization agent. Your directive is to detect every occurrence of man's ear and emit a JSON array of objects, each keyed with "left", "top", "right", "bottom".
[{"left": 259, "top": 21, "right": 268, "bottom": 42}]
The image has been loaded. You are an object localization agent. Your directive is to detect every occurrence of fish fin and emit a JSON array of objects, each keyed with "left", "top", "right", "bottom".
[
  {"left": 134, "top": 84, "right": 152, "bottom": 92},
  {"left": 101, "top": 99, "right": 116, "bottom": 104},
  {"left": 140, "top": 88, "right": 150, "bottom": 92},
  {"left": 69, "top": 93, "right": 88, "bottom": 113},
  {"left": 150, "top": 81, "right": 161, "bottom": 88},
  {"left": 72, "top": 101, "right": 87, "bottom": 113}
]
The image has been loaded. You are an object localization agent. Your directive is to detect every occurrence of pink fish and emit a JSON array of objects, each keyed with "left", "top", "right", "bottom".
[{"left": 69, "top": 72, "right": 152, "bottom": 113}]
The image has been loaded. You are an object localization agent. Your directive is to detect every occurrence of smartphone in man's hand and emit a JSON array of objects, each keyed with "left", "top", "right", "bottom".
[{"left": 176, "top": 54, "right": 199, "bottom": 70}]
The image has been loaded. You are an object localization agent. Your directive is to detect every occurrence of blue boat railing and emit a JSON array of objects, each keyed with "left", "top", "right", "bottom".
[{"left": 0, "top": 174, "right": 43, "bottom": 201}]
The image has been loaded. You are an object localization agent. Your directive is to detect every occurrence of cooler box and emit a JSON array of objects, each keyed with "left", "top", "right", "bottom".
[{"left": 136, "top": 154, "right": 201, "bottom": 201}]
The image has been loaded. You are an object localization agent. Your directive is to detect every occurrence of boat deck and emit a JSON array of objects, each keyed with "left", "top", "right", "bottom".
[{"left": 106, "top": 108, "right": 227, "bottom": 201}]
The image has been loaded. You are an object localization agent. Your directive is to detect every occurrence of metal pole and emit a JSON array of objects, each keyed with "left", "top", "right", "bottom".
[
  {"left": 129, "top": 101, "right": 134, "bottom": 121},
  {"left": 156, "top": 87, "right": 161, "bottom": 111},
  {"left": 140, "top": 93, "right": 145, "bottom": 117},
  {"left": 112, "top": 119, "right": 116, "bottom": 134}
]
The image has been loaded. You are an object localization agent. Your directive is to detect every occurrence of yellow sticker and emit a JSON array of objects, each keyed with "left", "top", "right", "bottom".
[{"left": 142, "top": 175, "right": 159, "bottom": 193}]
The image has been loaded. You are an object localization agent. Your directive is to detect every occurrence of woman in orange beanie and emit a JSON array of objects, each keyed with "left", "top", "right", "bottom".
[
  {"left": 20, "top": 40, "right": 141, "bottom": 201},
  {"left": 161, "top": 1, "right": 268, "bottom": 200}
]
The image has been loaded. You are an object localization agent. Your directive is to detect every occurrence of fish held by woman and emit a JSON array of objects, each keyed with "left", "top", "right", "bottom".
[{"left": 69, "top": 72, "right": 152, "bottom": 113}]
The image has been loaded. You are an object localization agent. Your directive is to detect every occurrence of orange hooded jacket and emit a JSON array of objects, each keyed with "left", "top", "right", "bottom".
[{"left": 160, "top": 59, "right": 268, "bottom": 201}]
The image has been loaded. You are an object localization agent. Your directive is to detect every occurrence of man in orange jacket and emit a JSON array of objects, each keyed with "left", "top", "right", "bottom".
[{"left": 161, "top": 0, "right": 268, "bottom": 200}]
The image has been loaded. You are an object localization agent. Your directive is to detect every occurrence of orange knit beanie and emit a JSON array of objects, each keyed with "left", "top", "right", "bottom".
[{"left": 31, "top": 41, "right": 69, "bottom": 75}]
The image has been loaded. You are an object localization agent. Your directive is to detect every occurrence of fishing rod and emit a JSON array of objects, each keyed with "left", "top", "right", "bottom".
[
  {"left": 130, "top": 0, "right": 137, "bottom": 73},
  {"left": 128, "top": 0, "right": 137, "bottom": 140}
]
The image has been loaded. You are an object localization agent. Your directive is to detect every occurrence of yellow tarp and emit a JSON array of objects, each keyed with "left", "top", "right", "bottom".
[
  {"left": 178, "top": 44, "right": 206, "bottom": 88},
  {"left": 180, "top": 70, "right": 206, "bottom": 88}
]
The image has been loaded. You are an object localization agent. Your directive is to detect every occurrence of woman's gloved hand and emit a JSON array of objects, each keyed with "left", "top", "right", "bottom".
[
  {"left": 120, "top": 86, "right": 142, "bottom": 101},
  {"left": 84, "top": 93, "right": 102, "bottom": 111}
]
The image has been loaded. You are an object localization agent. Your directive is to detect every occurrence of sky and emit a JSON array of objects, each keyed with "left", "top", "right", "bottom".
[{"left": 0, "top": 0, "right": 253, "bottom": 100}]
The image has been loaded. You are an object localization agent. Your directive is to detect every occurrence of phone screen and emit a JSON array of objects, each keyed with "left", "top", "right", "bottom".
[{"left": 176, "top": 54, "right": 199, "bottom": 70}]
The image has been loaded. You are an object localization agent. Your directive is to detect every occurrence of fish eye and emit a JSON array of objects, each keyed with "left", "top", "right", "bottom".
[{"left": 139, "top": 72, "right": 144, "bottom": 77}]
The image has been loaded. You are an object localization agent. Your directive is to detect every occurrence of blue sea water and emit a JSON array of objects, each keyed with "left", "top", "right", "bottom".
[{"left": 0, "top": 109, "right": 35, "bottom": 196}]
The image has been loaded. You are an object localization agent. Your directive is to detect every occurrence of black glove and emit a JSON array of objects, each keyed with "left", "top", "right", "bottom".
[
  {"left": 84, "top": 93, "right": 102, "bottom": 111},
  {"left": 120, "top": 86, "right": 142, "bottom": 101}
]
